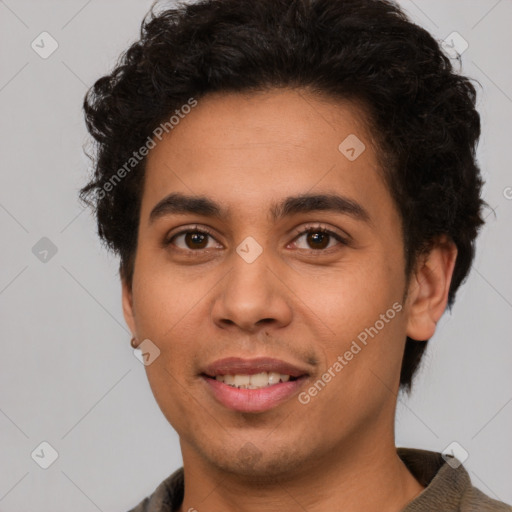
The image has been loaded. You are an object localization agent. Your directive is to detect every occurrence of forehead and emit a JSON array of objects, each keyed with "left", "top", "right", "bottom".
[
  {"left": 141, "top": 88, "right": 393, "bottom": 224},
  {"left": 149, "top": 89, "right": 373, "bottom": 159}
]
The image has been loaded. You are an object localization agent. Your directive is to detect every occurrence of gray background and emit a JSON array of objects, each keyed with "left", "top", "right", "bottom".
[{"left": 0, "top": 0, "right": 511, "bottom": 510}]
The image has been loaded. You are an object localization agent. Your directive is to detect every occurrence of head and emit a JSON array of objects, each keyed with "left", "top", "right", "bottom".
[{"left": 80, "top": 0, "right": 484, "bottom": 479}]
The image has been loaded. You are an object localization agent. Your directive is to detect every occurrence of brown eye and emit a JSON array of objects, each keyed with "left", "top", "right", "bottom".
[
  {"left": 166, "top": 228, "right": 221, "bottom": 251},
  {"left": 292, "top": 227, "right": 347, "bottom": 251},
  {"left": 305, "top": 231, "right": 330, "bottom": 249},
  {"left": 184, "top": 232, "right": 209, "bottom": 249}
]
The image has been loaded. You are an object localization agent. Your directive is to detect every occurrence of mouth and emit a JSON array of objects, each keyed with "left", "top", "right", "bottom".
[
  {"left": 200, "top": 357, "right": 310, "bottom": 413},
  {"left": 204, "top": 372, "right": 299, "bottom": 389}
]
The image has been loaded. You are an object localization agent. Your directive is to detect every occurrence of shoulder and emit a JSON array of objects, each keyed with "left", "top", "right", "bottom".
[
  {"left": 126, "top": 467, "right": 184, "bottom": 512},
  {"left": 459, "top": 485, "right": 512, "bottom": 512},
  {"left": 398, "top": 447, "right": 512, "bottom": 512}
]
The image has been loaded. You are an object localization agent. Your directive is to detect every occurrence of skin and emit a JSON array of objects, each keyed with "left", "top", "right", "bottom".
[{"left": 122, "top": 88, "right": 457, "bottom": 512}]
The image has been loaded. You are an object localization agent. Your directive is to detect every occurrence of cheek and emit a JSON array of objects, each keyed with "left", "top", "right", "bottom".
[
  {"left": 130, "top": 261, "right": 210, "bottom": 385},
  {"left": 302, "top": 252, "right": 407, "bottom": 386},
  {"left": 298, "top": 254, "right": 402, "bottom": 332},
  {"left": 131, "top": 256, "right": 200, "bottom": 338},
  {"left": 131, "top": 267, "right": 201, "bottom": 426},
  {"left": 298, "top": 301, "right": 407, "bottom": 438}
]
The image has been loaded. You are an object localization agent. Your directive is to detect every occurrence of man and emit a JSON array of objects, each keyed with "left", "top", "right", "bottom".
[{"left": 80, "top": 0, "right": 511, "bottom": 510}]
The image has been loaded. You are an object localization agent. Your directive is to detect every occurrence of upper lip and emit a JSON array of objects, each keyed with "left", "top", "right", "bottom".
[{"left": 202, "top": 357, "right": 310, "bottom": 378}]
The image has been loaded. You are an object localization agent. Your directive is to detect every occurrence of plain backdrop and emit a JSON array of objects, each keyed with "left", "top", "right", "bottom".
[{"left": 0, "top": 0, "right": 511, "bottom": 510}]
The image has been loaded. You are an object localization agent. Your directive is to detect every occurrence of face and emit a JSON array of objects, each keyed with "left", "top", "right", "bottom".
[{"left": 122, "top": 89, "right": 427, "bottom": 480}]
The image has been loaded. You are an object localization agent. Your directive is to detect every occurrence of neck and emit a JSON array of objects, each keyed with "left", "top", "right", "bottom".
[{"left": 177, "top": 431, "right": 424, "bottom": 512}]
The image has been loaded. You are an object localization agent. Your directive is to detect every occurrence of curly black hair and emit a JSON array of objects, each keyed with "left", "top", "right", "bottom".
[{"left": 80, "top": 0, "right": 485, "bottom": 393}]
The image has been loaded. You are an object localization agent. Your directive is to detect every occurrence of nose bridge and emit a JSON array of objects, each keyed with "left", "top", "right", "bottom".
[
  {"left": 212, "top": 235, "right": 292, "bottom": 330},
  {"left": 228, "top": 236, "right": 275, "bottom": 305},
  {"left": 231, "top": 238, "right": 271, "bottom": 293}
]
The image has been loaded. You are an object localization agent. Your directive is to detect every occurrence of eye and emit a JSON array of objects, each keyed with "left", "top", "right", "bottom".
[
  {"left": 165, "top": 225, "right": 222, "bottom": 251},
  {"left": 290, "top": 226, "right": 348, "bottom": 251},
  {"left": 164, "top": 224, "right": 349, "bottom": 253}
]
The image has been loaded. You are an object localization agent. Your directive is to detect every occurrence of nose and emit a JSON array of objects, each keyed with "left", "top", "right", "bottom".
[{"left": 211, "top": 247, "right": 293, "bottom": 333}]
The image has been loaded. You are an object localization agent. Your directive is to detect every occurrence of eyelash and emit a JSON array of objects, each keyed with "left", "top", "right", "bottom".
[{"left": 164, "top": 224, "right": 349, "bottom": 253}]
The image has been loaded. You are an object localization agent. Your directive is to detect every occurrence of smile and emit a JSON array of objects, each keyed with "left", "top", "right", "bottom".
[
  {"left": 202, "top": 373, "right": 308, "bottom": 413},
  {"left": 213, "top": 372, "right": 294, "bottom": 389}
]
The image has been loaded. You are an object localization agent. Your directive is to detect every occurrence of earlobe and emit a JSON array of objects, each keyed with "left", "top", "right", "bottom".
[
  {"left": 121, "top": 277, "right": 137, "bottom": 336},
  {"left": 405, "top": 236, "right": 458, "bottom": 341}
]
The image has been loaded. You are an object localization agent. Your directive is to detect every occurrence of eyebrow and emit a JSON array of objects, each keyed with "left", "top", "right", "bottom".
[{"left": 148, "top": 192, "right": 371, "bottom": 225}]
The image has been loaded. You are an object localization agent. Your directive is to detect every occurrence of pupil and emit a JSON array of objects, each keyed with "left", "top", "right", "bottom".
[
  {"left": 183, "top": 231, "right": 329, "bottom": 250},
  {"left": 186, "top": 232, "right": 207, "bottom": 249},
  {"left": 308, "top": 232, "right": 328, "bottom": 249}
]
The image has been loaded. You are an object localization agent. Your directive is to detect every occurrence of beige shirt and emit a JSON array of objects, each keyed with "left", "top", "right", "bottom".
[{"left": 127, "top": 447, "right": 512, "bottom": 511}]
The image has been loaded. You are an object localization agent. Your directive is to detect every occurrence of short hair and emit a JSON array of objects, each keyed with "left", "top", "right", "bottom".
[{"left": 80, "top": 0, "right": 485, "bottom": 393}]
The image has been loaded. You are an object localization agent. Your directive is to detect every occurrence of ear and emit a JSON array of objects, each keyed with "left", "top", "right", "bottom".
[
  {"left": 405, "top": 235, "right": 458, "bottom": 341},
  {"left": 122, "top": 276, "right": 137, "bottom": 337}
]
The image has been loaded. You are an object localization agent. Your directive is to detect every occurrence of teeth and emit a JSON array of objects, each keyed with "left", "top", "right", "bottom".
[
  {"left": 224, "top": 375, "right": 235, "bottom": 386},
  {"left": 214, "top": 372, "right": 293, "bottom": 389},
  {"left": 268, "top": 372, "right": 281, "bottom": 385},
  {"left": 250, "top": 372, "right": 269, "bottom": 387},
  {"left": 233, "top": 374, "right": 250, "bottom": 387}
]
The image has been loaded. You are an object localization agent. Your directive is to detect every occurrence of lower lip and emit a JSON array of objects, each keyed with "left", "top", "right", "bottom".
[{"left": 202, "top": 376, "right": 307, "bottom": 413}]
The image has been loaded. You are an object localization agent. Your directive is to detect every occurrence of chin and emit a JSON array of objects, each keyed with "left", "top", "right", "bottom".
[{"left": 203, "top": 441, "right": 312, "bottom": 483}]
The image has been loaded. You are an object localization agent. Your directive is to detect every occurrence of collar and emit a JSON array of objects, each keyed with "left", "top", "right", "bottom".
[{"left": 139, "top": 447, "right": 473, "bottom": 512}]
